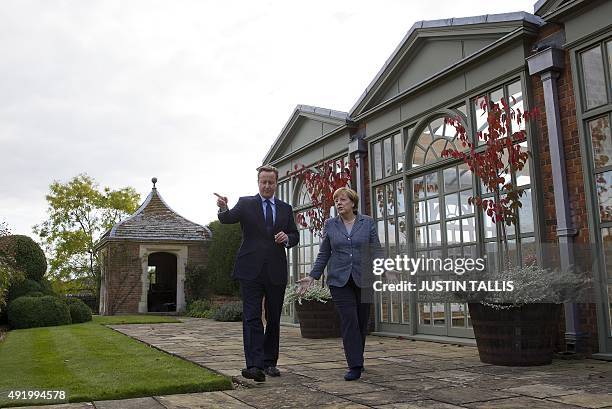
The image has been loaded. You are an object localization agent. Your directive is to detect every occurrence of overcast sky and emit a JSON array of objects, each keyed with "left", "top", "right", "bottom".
[{"left": 1, "top": 0, "right": 537, "bottom": 238}]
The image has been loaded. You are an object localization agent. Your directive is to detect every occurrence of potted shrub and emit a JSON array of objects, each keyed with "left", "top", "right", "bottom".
[
  {"left": 461, "top": 264, "right": 588, "bottom": 366},
  {"left": 284, "top": 283, "right": 341, "bottom": 338}
]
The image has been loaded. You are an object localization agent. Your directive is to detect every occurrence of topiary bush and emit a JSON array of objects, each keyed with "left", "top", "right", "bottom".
[
  {"left": 212, "top": 301, "right": 242, "bottom": 322},
  {"left": 26, "top": 291, "right": 44, "bottom": 297},
  {"left": 7, "top": 279, "right": 42, "bottom": 301},
  {"left": 0, "top": 235, "right": 47, "bottom": 282},
  {"left": 64, "top": 297, "right": 92, "bottom": 323},
  {"left": 7, "top": 295, "right": 71, "bottom": 329}
]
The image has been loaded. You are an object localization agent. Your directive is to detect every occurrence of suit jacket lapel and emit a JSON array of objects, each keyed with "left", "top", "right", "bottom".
[
  {"left": 333, "top": 216, "right": 346, "bottom": 237},
  {"left": 273, "top": 201, "right": 284, "bottom": 230},
  {"left": 348, "top": 214, "right": 365, "bottom": 237},
  {"left": 253, "top": 195, "right": 266, "bottom": 234}
]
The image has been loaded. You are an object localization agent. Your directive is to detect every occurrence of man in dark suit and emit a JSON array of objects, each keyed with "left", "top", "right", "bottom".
[{"left": 216, "top": 165, "right": 299, "bottom": 382}]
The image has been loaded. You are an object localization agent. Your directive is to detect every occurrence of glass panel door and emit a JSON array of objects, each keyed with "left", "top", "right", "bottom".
[{"left": 413, "top": 165, "right": 474, "bottom": 338}]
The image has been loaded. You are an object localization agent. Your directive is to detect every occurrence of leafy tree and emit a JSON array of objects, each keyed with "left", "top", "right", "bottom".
[
  {"left": 0, "top": 222, "right": 23, "bottom": 313},
  {"left": 33, "top": 174, "right": 140, "bottom": 294}
]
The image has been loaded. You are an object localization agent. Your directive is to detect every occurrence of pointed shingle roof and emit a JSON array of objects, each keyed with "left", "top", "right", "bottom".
[{"left": 98, "top": 182, "right": 211, "bottom": 245}]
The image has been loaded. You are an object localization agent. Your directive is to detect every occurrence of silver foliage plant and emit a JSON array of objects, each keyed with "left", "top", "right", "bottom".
[
  {"left": 284, "top": 282, "right": 332, "bottom": 306},
  {"left": 476, "top": 264, "right": 592, "bottom": 309}
]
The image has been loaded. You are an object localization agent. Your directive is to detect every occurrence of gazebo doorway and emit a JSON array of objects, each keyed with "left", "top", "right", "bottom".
[{"left": 147, "top": 252, "right": 177, "bottom": 312}]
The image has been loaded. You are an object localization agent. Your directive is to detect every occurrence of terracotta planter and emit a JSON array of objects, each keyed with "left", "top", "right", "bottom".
[
  {"left": 295, "top": 299, "right": 341, "bottom": 338},
  {"left": 468, "top": 303, "right": 562, "bottom": 366}
]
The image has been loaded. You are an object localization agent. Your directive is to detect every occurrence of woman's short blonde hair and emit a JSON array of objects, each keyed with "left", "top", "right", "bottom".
[{"left": 333, "top": 187, "right": 359, "bottom": 214}]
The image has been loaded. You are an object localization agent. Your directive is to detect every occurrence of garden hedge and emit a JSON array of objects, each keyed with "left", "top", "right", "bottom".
[
  {"left": 7, "top": 279, "right": 42, "bottom": 301},
  {"left": 64, "top": 297, "right": 92, "bottom": 323},
  {"left": 204, "top": 221, "right": 241, "bottom": 296},
  {"left": 7, "top": 295, "right": 71, "bottom": 329}
]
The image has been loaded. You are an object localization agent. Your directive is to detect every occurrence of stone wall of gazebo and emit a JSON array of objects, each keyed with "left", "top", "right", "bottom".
[{"left": 98, "top": 241, "right": 208, "bottom": 315}]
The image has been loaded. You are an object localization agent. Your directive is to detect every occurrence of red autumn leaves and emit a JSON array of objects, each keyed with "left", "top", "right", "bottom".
[
  {"left": 289, "top": 159, "right": 356, "bottom": 236},
  {"left": 442, "top": 97, "right": 538, "bottom": 227}
]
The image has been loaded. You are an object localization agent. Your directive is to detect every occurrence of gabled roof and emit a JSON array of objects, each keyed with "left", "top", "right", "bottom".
[
  {"left": 349, "top": 12, "right": 544, "bottom": 118},
  {"left": 534, "top": 0, "right": 569, "bottom": 16},
  {"left": 262, "top": 104, "right": 348, "bottom": 165},
  {"left": 96, "top": 182, "right": 211, "bottom": 248},
  {"left": 534, "top": 0, "right": 603, "bottom": 22}
]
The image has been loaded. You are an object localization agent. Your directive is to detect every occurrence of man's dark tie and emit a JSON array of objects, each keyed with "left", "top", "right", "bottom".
[{"left": 264, "top": 199, "right": 274, "bottom": 235}]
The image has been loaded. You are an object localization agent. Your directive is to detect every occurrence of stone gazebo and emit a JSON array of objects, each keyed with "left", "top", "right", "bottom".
[{"left": 95, "top": 178, "right": 211, "bottom": 315}]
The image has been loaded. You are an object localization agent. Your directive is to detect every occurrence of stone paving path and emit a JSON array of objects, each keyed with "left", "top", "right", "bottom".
[{"left": 15, "top": 318, "right": 612, "bottom": 408}]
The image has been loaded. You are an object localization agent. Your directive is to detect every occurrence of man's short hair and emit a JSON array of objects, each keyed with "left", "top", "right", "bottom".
[
  {"left": 257, "top": 165, "right": 279, "bottom": 181},
  {"left": 333, "top": 187, "right": 359, "bottom": 214}
]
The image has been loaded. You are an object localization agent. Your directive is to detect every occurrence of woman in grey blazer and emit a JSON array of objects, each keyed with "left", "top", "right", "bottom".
[{"left": 298, "top": 187, "right": 382, "bottom": 381}]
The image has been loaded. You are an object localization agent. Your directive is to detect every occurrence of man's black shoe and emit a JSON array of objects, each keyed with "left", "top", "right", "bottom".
[
  {"left": 264, "top": 366, "right": 281, "bottom": 377},
  {"left": 241, "top": 367, "right": 265, "bottom": 382}
]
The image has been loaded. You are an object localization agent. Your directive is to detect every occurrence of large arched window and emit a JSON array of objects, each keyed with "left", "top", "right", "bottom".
[{"left": 411, "top": 117, "right": 460, "bottom": 168}]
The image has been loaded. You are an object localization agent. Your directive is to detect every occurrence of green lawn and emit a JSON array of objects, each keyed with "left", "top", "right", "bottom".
[{"left": 0, "top": 317, "right": 232, "bottom": 407}]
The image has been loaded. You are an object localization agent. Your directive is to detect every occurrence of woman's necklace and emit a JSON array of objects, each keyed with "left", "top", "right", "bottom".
[{"left": 343, "top": 215, "right": 356, "bottom": 225}]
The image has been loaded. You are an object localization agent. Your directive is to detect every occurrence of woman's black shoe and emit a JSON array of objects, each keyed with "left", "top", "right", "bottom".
[{"left": 344, "top": 367, "right": 362, "bottom": 381}]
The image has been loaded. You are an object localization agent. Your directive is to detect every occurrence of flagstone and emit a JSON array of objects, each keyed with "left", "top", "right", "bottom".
[
  {"left": 93, "top": 397, "right": 165, "bottom": 409},
  {"left": 342, "top": 389, "right": 427, "bottom": 406},
  {"left": 374, "top": 400, "right": 465, "bottom": 409},
  {"left": 156, "top": 392, "right": 253, "bottom": 409},
  {"left": 424, "top": 386, "right": 516, "bottom": 405},
  {"left": 466, "top": 396, "right": 585, "bottom": 408},
  {"left": 547, "top": 393, "right": 612, "bottom": 408},
  {"left": 303, "top": 380, "right": 388, "bottom": 395},
  {"left": 225, "top": 385, "right": 349, "bottom": 408},
  {"left": 503, "top": 383, "right": 582, "bottom": 398}
]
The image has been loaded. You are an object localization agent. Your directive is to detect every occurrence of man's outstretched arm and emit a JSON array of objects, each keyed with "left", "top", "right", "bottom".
[{"left": 216, "top": 194, "right": 242, "bottom": 224}]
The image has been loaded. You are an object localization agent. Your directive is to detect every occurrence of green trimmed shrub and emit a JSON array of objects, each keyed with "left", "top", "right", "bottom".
[
  {"left": 186, "top": 299, "right": 214, "bottom": 318},
  {"left": 212, "top": 301, "right": 242, "bottom": 322},
  {"left": 64, "top": 297, "right": 92, "bottom": 323},
  {"left": 188, "top": 299, "right": 211, "bottom": 312},
  {"left": 184, "top": 264, "right": 210, "bottom": 304},
  {"left": 39, "top": 278, "right": 56, "bottom": 296},
  {"left": 26, "top": 291, "right": 44, "bottom": 297},
  {"left": 205, "top": 221, "right": 241, "bottom": 296},
  {"left": 0, "top": 235, "right": 47, "bottom": 281},
  {"left": 7, "top": 295, "right": 71, "bottom": 329},
  {"left": 7, "top": 279, "right": 42, "bottom": 301}
]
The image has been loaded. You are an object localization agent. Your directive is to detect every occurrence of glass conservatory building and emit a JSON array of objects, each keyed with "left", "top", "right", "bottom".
[{"left": 263, "top": 0, "right": 612, "bottom": 358}]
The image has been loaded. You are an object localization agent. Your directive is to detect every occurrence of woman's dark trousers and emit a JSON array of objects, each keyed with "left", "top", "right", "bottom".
[{"left": 329, "top": 276, "right": 371, "bottom": 369}]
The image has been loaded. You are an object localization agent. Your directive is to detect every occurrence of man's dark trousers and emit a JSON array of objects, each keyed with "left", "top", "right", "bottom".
[{"left": 240, "top": 263, "right": 285, "bottom": 369}]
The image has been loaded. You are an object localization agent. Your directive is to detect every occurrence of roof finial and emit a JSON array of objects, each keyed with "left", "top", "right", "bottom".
[{"left": 152, "top": 177, "right": 157, "bottom": 189}]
